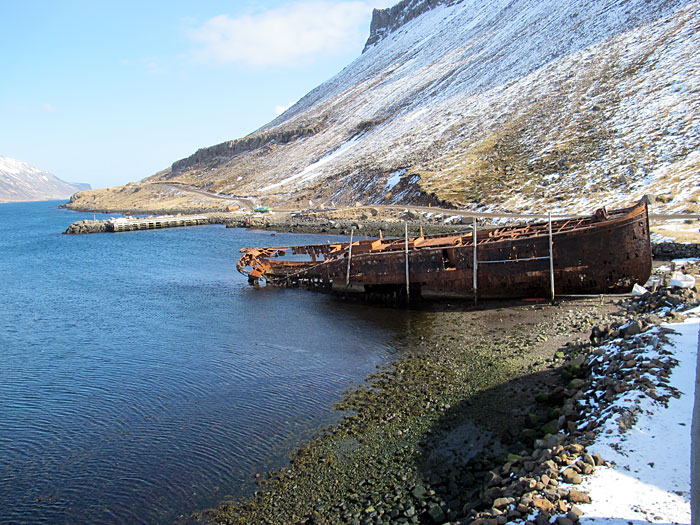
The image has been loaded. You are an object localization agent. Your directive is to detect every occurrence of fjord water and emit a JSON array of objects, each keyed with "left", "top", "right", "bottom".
[{"left": 0, "top": 201, "right": 410, "bottom": 524}]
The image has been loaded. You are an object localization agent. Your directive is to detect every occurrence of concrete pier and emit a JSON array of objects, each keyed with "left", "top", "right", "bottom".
[{"left": 107, "top": 215, "right": 208, "bottom": 232}]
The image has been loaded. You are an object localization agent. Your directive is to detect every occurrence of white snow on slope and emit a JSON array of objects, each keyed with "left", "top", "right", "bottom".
[
  {"left": 385, "top": 168, "right": 407, "bottom": 190},
  {"left": 0, "top": 155, "right": 87, "bottom": 202},
  {"left": 261, "top": 137, "right": 360, "bottom": 191},
  {"left": 235, "top": 0, "right": 698, "bottom": 211},
  {"left": 0, "top": 156, "right": 44, "bottom": 177},
  {"left": 142, "top": 0, "right": 700, "bottom": 216}
]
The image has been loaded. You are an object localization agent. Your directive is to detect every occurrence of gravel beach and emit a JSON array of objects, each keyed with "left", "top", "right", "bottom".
[
  {"left": 193, "top": 258, "right": 699, "bottom": 525},
  {"left": 193, "top": 298, "right": 625, "bottom": 523}
]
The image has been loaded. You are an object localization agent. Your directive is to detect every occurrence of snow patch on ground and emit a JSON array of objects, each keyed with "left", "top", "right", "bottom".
[
  {"left": 247, "top": 0, "right": 700, "bottom": 212},
  {"left": 577, "top": 317, "right": 698, "bottom": 524},
  {"left": 261, "top": 137, "right": 360, "bottom": 191},
  {"left": 385, "top": 168, "right": 407, "bottom": 191}
]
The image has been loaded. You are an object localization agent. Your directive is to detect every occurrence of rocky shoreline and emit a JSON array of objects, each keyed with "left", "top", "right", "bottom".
[
  {"left": 193, "top": 261, "right": 698, "bottom": 525},
  {"left": 61, "top": 210, "right": 700, "bottom": 261},
  {"left": 62, "top": 209, "right": 474, "bottom": 237}
]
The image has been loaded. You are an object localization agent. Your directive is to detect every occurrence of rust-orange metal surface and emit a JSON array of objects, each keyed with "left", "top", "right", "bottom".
[{"left": 236, "top": 201, "right": 652, "bottom": 300}]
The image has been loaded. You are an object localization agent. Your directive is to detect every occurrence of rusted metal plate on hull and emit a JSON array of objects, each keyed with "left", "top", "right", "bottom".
[{"left": 236, "top": 201, "right": 652, "bottom": 300}]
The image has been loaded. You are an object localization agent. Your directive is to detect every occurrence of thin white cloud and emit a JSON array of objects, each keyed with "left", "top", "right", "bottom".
[
  {"left": 143, "top": 57, "right": 167, "bottom": 75},
  {"left": 119, "top": 57, "right": 167, "bottom": 75},
  {"left": 187, "top": 1, "right": 375, "bottom": 68},
  {"left": 42, "top": 103, "right": 54, "bottom": 112},
  {"left": 275, "top": 101, "right": 295, "bottom": 115}
]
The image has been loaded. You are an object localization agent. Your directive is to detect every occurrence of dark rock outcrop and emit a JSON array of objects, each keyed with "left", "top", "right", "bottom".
[
  {"left": 363, "top": 0, "right": 457, "bottom": 51},
  {"left": 652, "top": 242, "right": 700, "bottom": 260},
  {"left": 168, "top": 123, "right": 323, "bottom": 177},
  {"left": 63, "top": 219, "right": 108, "bottom": 234}
]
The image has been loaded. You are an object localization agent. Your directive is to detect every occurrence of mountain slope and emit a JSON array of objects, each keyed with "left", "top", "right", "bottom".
[
  {"left": 67, "top": 0, "right": 700, "bottom": 215},
  {"left": 0, "top": 156, "right": 90, "bottom": 203}
]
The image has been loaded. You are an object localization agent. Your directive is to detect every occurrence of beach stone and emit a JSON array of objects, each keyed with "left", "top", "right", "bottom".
[
  {"left": 567, "top": 489, "right": 591, "bottom": 504},
  {"left": 562, "top": 469, "right": 582, "bottom": 484},
  {"left": 471, "top": 519, "right": 498, "bottom": 525},
  {"left": 507, "top": 509, "right": 523, "bottom": 521},
  {"left": 580, "top": 462, "right": 595, "bottom": 475},
  {"left": 568, "top": 444, "right": 584, "bottom": 455},
  {"left": 426, "top": 503, "right": 446, "bottom": 523},
  {"left": 485, "top": 487, "right": 503, "bottom": 501},
  {"left": 493, "top": 497, "right": 512, "bottom": 509},
  {"left": 524, "top": 478, "right": 537, "bottom": 490},
  {"left": 556, "top": 517, "right": 574, "bottom": 525},
  {"left": 621, "top": 321, "right": 643, "bottom": 337},
  {"left": 533, "top": 498, "right": 555, "bottom": 513},
  {"left": 569, "top": 505, "right": 584, "bottom": 517},
  {"left": 546, "top": 434, "right": 567, "bottom": 448},
  {"left": 622, "top": 359, "right": 636, "bottom": 369},
  {"left": 412, "top": 484, "right": 427, "bottom": 501},
  {"left": 535, "top": 511, "right": 552, "bottom": 525},
  {"left": 541, "top": 460, "right": 558, "bottom": 475}
]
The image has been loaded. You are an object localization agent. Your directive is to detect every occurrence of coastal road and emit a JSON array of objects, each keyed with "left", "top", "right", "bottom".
[
  {"left": 137, "top": 183, "right": 700, "bottom": 222},
  {"left": 144, "top": 182, "right": 257, "bottom": 210}
]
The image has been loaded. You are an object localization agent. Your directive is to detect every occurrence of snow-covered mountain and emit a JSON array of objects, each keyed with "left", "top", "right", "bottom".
[
  {"left": 68, "top": 0, "right": 699, "bottom": 215},
  {"left": 0, "top": 156, "right": 90, "bottom": 203}
]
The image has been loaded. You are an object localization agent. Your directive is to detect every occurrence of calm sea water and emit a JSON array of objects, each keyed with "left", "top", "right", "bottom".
[{"left": 0, "top": 201, "right": 413, "bottom": 524}]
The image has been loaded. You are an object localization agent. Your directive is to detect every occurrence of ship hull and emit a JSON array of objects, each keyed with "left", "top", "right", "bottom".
[{"left": 237, "top": 201, "right": 652, "bottom": 300}]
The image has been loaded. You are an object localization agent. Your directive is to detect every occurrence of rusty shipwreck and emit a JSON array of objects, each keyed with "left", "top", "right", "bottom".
[{"left": 236, "top": 200, "right": 652, "bottom": 300}]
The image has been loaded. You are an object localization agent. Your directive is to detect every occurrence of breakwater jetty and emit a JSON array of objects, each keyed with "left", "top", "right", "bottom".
[
  {"left": 63, "top": 214, "right": 209, "bottom": 234},
  {"left": 108, "top": 215, "right": 208, "bottom": 232}
]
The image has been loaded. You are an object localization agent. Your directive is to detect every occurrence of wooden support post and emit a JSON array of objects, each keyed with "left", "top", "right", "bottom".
[
  {"left": 473, "top": 217, "right": 478, "bottom": 305},
  {"left": 404, "top": 222, "right": 410, "bottom": 299},
  {"left": 345, "top": 228, "right": 354, "bottom": 289},
  {"left": 548, "top": 212, "right": 555, "bottom": 303}
]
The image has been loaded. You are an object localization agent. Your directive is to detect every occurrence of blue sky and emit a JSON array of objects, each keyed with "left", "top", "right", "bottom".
[{"left": 0, "top": 0, "right": 395, "bottom": 188}]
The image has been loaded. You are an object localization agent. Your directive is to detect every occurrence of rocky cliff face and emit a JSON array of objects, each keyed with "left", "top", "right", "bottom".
[
  {"left": 68, "top": 0, "right": 700, "bottom": 216},
  {"left": 165, "top": 122, "right": 323, "bottom": 178},
  {"left": 0, "top": 156, "right": 90, "bottom": 203},
  {"left": 363, "top": 0, "right": 454, "bottom": 51}
]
